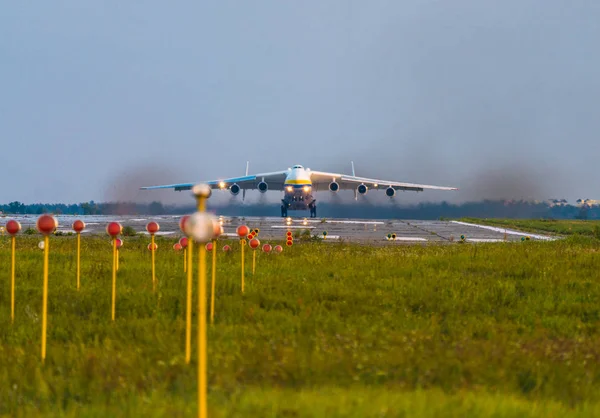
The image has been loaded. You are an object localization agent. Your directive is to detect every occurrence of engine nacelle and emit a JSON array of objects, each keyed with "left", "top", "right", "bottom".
[
  {"left": 357, "top": 184, "right": 368, "bottom": 195},
  {"left": 329, "top": 181, "right": 340, "bottom": 192},
  {"left": 230, "top": 183, "right": 241, "bottom": 196},
  {"left": 385, "top": 187, "right": 396, "bottom": 197},
  {"left": 257, "top": 181, "right": 268, "bottom": 193}
]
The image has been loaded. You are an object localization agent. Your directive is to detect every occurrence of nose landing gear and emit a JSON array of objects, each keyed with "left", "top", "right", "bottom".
[{"left": 309, "top": 202, "right": 317, "bottom": 218}]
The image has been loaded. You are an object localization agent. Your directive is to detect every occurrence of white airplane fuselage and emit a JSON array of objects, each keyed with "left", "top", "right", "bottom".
[{"left": 281, "top": 165, "right": 316, "bottom": 211}]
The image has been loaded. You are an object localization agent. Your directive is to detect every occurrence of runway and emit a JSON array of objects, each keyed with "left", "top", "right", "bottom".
[{"left": 1, "top": 215, "right": 555, "bottom": 243}]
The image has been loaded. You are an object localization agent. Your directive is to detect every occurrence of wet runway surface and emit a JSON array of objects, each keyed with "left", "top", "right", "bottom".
[{"left": 1, "top": 215, "right": 554, "bottom": 243}]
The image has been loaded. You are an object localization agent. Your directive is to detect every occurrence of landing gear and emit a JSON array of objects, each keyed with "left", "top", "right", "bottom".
[
  {"left": 281, "top": 205, "right": 288, "bottom": 218},
  {"left": 309, "top": 202, "right": 317, "bottom": 218}
]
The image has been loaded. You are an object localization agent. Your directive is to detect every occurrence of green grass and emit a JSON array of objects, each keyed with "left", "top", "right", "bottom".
[
  {"left": 460, "top": 218, "right": 600, "bottom": 238},
  {"left": 1, "top": 234, "right": 600, "bottom": 417}
]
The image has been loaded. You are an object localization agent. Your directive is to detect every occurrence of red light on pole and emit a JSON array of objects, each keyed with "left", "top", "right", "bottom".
[
  {"left": 262, "top": 244, "right": 272, "bottom": 253},
  {"left": 106, "top": 222, "right": 121, "bottom": 322},
  {"left": 148, "top": 242, "right": 158, "bottom": 251},
  {"left": 72, "top": 219, "right": 85, "bottom": 233},
  {"left": 72, "top": 219, "right": 86, "bottom": 290},
  {"left": 223, "top": 245, "right": 231, "bottom": 252},
  {"left": 236, "top": 225, "right": 249, "bottom": 238},
  {"left": 205, "top": 242, "right": 213, "bottom": 252},
  {"left": 106, "top": 222, "right": 122, "bottom": 237},
  {"left": 174, "top": 243, "right": 183, "bottom": 251},
  {"left": 6, "top": 220, "right": 21, "bottom": 323},
  {"left": 179, "top": 237, "right": 189, "bottom": 248},
  {"left": 6, "top": 220, "right": 21, "bottom": 236},
  {"left": 146, "top": 222, "right": 160, "bottom": 292},
  {"left": 37, "top": 215, "right": 58, "bottom": 235},
  {"left": 146, "top": 221, "right": 160, "bottom": 234},
  {"left": 274, "top": 245, "right": 283, "bottom": 253},
  {"left": 36, "top": 215, "right": 57, "bottom": 363},
  {"left": 236, "top": 225, "right": 249, "bottom": 293},
  {"left": 249, "top": 238, "right": 260, "bottom": 275},
  {"left": 286, "top": 239, "right": 293, "bottom": 247}
]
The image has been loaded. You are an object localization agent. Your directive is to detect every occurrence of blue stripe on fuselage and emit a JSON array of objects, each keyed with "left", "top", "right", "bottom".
[{"left": 285, "top": 184, "right": 312, "bottom": 189}]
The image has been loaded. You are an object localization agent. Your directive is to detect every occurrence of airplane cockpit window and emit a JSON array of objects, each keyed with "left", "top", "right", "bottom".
[{"left": 293, "top": 165, "right": 303, "bottom": 169}]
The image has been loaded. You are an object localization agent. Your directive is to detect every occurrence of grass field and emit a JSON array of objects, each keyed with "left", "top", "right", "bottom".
[
  {"left": 1, "top": 233, "right": 600, "bottom": 417},
  {"left": 460, "top": 218, "right": 600, "bottom": 238}
]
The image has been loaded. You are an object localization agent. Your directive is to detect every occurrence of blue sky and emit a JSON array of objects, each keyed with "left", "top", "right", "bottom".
[{"left": 1, "top": 1, "right": 598, "bottom": 205}]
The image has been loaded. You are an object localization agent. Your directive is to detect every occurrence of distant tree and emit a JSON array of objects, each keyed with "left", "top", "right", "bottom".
[
  {"left": 81, "top": 201, "right": 99, "bottom": 215},
  {"left": 149, "top": 201, "right": 164, "bottom": 215},
  {"left": 7, "top": 201, "right": 24, "bottom": 214}
]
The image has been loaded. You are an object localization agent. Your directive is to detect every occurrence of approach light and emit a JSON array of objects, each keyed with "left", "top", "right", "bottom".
[{"left": 303, "top": 186, "right": 310, "bottom": 192}]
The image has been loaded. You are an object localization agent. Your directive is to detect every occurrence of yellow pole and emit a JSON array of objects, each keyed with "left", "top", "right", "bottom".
[
  {"left": 196, "top": 194, "right": 207, "bottom": 418},
  {"left": 252, "top": 250, "right": 256, "bottom": 275},
  {"left": 151, "top": 234, "right": 156, "bottom": 292},
  {"left": 241, "top": 240, "right": 245, "bottom": 293},
  {"left": 112, "top": 237, "right": 117, "bottom": 321},
  {"left": 11, "top": 236, "right": 16, "bottom": 323},
  {"left": 41, "top": 235, "right": 49, "bottom": 362},
  {"left": 198, "top": 243, "right": 207, "bottom": 418},
  {"left": 76, "top": 232, "right": 81, "bottom": 290},
  {"left": 210, "top": 239, "right": 216, "bottom": 324},
  {"left": 117, "top": 249, "right": 120, "bottom": 271},
  {"left": 184, "top": 247, "right": 187, "bottom": 273},
  {"left": 185, "top": 239, "right": 193, "bottom": 364}
]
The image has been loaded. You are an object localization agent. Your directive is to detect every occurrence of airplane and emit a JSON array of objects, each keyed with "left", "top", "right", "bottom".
[{"left": 141, "top": 162, "right": 458, "bottom": 218}]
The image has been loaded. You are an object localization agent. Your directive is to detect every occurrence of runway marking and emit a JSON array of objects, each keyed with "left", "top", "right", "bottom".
[
  {"left": 324, "top": 220, "right": 385, "bottom": 225},
  {"left": 140, "top": 231, "right": 175, "bottom": 236},
  {"left": 387, "top": 237, "right": 427, "bottom": 242},
  {"left": 318, "top": 235, "right": 341, "bottom": 240},
  {"left": 467, "top": 238, "right": 505, "bottom": 243},
  {"left": 271, "top": 225, "right": 316, "bottom": 229},
  {"left": 450, "top": 221, "right": 556, "bottom": 241}
]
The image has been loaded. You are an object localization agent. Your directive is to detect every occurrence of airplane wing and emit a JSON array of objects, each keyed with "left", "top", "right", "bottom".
[
  {"left": 309, "top": 170, "right": 458, "bottom": 192},
  {"left": 140, "top": 170, "right": 289, "bottom": 191}
]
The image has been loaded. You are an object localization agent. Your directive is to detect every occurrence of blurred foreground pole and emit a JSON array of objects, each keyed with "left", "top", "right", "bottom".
[{"left": 188, "top": 184, "right": 216, "bottom": 418}]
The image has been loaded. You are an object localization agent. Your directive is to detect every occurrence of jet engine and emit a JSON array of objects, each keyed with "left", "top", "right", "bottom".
[
  {"left": 257, "top": 181, "right": 268, "bottom": 193},
  {"left": 357, "top": 184, "right": 368, "bottom": 195},
  {"left": 230, "top": 183, "right": 241, "bottom": 196},
  {"left": 385, "top": 187, "right": 396, "bottom": 197},
  {"left": 329, "top": 181, "right": 340, "bottom": 192}
]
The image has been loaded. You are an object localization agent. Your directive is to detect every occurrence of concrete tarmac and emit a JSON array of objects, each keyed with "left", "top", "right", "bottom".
[{"left": 1, "top": 215, "right": 554, "bottom": 243}]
